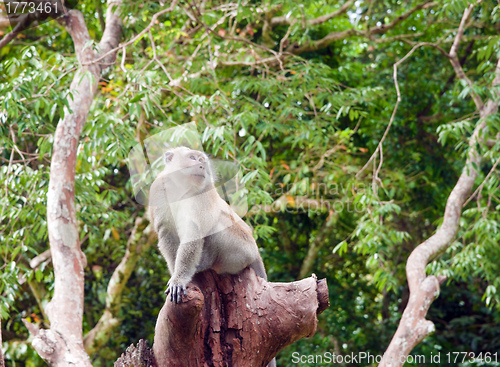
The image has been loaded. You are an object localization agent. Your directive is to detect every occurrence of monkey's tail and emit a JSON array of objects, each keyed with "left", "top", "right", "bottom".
[{"left": 249, "top": 258, "right": 267, "bottom": 281}]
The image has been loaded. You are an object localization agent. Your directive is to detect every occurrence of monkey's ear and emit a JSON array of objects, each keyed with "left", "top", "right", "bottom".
[{"left": 164, "top": 151, "right": 174, "bottom": 163}]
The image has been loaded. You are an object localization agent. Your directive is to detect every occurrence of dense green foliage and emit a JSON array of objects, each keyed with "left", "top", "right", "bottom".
[{"left": 1, "top": 0, "right": 500, "bottom": 365}]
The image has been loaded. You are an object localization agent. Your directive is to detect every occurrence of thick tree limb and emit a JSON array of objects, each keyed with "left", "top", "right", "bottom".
[
  {"left": 379, "top": 30, "right": 500, "bottom": 367},
  {"left": 287, "top": 1, "right": 435, "bottom": 55},
  {"left": 84, "top": 1, "right": 177, "bottom": 66},
  {"left": 84, "top": 217, "right": 155, "bottom": 355},
  {"left": 29, "top": 248, "right": 51, "bottom": 269},
  {"left": 0, "top": 12, "right": 30, "bottom": 50},
  {"left": 152, "top": 268, "right": 329, "bottom": 367},
  {"left": 35, "top": 11, "right": 99, "bottom": 365},
  {"left": 286, "top": 28, "right": 361, "bottom": 55},
  {"left": 177, "top": 1, "right": 436, "bottom": 70},
  {"left": 299, "top": 216, "right": 335, "bottom": 279},
  {"left": 23, "top": 0, "right": 123, "bottom": 365}
]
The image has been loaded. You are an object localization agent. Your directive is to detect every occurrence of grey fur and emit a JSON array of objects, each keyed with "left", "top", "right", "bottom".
[{"left": 149, "top": 147, "right": 268, "bottom": 304}]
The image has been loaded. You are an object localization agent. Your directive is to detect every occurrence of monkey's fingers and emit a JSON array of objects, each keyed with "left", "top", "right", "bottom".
[
  {"left": 171, "top": 286, "right": 176, "bottom": 302},
  {"left": 177, "top": 284, "right": 187, "bottom": 303},
  {"left": 181, "top": 285, "right": 187, "bottom": 301},
  {"left": 169, "top": 285, "right": 186, "bottom": 303},
  {"left": 175, "top": 285, "right": 183, "bottom": 304}
]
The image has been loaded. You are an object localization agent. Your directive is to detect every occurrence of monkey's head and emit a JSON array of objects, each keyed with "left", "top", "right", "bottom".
[{"left": 162, "top": 147, "right": 214, "bottom": 192}]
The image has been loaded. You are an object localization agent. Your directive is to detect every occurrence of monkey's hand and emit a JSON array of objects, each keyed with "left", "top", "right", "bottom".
[{"left": 165, "top": 278, "right": 188, "bottom": 304}]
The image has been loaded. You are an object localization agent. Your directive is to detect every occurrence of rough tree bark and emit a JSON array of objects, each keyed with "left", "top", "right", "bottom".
[
  {"left": 380, "top": 1, "right": 500, "bottom": 366},
  {"left": 116, "top": 268, "right": 329, "bottom": 367},
  {"left": 20, "top": 0, "right": 123, "bottom": 365}
]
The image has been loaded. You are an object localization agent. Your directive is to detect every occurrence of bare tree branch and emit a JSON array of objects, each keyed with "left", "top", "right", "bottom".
[
  {"left": 379, "top": 31, "right": 500, "bottom": 367},
  {"left": 287, "top": 1, "right": 435, "bottom": 55},
  {"left": 374, "top": 32, "right": 425, "bottom": 45},
  {"left": 357, "top": 42, "right": 448, "bottom": 180},
  {"left": 464, "top": 154, "right": 500, "bottom": 207},
  {"left": 286, "top": 28, "right": 360, "bottom": 55},
  {"left": 0, "top": 13, "right": 30, "bottom": 50},
  {"left": 22, "top": 0, "right": 124, "bottom": 365},
  {"left": 299, "top": 215, "right": 336, "bottom": 279},
  {"left": 83, "top": 1, "right": 177, "bottom": 66},
  {"left": 184, "top": 0, "right": 283, "bottom": 65},
  {"left": 185, "top": 0, "right": 436, "bottom": 69},
  {"left": 29, "top": 249, "right": 51, "bottom": 269},
  {"left": 370, "top": 1, "right": 436, "bottom": 35},
  {"left": 448, "top": 0, "right": 484, "bottom": 111}
]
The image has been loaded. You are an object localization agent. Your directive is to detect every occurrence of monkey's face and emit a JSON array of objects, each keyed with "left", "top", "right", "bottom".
[
  {"left": 179, "top": 151, "right": 208, "bottom": 183},
  {"left": 163, "top": 147, "right": 213, "bottom": 192}
]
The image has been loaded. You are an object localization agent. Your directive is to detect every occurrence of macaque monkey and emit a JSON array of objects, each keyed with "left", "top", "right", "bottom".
[{"left": 149, "top": 146, "right": 268, "bottom": 304}]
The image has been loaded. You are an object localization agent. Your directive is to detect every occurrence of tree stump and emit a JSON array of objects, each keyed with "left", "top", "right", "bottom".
[{"left": 151, "top": 268, "right": 329, "bottom": 367}]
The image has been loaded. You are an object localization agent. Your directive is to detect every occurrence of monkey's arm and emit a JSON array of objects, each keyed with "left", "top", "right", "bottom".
[{"left": 166, "top": 238, "right": 204, "bottom": 303}]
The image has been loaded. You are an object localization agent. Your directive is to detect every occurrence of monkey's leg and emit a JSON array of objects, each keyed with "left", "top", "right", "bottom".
[
  {"left": 157, "top": 230, "right": 178, "bottom": 275},
  {"left": 166, "top": 239, "right": 204, "bottom": 303}
]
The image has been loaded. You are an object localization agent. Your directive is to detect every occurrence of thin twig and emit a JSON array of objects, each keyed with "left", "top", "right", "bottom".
[
  {"left": 448, "top": 0, "right": 484, "bottom": 111},
  {"left": 357, "top": 42, "right": 448, "bottom": 179},
  {"left": 149, "top": 30, "right": 173, "bottom": 83},
  {"left": 120, "top": 46, "right": 127, "bottom": 73},
  {"left": 185, "top": 0, "right": 286, "bottom": 67},
  {"left": 82, "top": 1, "right": 178, "bottom": 66},
  {"left": 463, "top": 154, "right": 500, "bottom": 207}
]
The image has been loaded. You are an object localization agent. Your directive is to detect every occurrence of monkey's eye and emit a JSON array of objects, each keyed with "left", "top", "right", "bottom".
[
  {"left": 199, "top": 157, "right": 205, "bottom": 163},
  {"left": 189, "top": 155, "right": 197, "bottom": 161}
]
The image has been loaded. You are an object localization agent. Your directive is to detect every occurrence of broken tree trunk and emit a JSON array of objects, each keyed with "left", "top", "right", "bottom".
[
  {"left": 154, "top": 268, "right": 328, "bottom": 367},
  {"left": 115, "top": 268, "right": 329, "bottom": 367}
]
